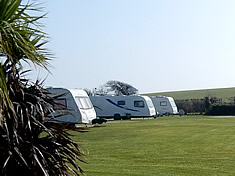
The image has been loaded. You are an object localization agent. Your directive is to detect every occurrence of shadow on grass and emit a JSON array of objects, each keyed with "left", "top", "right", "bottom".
[{"left": 93, "top": 125, "right": 106, "bottom": 128}]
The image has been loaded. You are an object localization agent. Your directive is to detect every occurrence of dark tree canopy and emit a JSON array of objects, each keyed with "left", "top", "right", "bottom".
[{"left": 105, "top": 80, "right": 138, "bottom": 95}]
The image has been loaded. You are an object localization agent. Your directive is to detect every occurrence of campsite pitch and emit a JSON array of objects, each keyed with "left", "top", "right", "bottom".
[{"left": 71, "top": 116, "right": 235, "bottom": 176}]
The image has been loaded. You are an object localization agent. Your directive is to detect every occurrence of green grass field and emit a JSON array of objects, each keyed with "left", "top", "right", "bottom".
[
  {"left": 71, "top": 116, "right": 235, "bottom": 176},
  {"left": 144, "top": 87, "right": 235, "bottom": 101}
]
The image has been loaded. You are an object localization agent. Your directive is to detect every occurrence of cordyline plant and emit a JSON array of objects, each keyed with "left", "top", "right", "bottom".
[{"left": 0, "top": 0, "right": 85, "bottom": 175}]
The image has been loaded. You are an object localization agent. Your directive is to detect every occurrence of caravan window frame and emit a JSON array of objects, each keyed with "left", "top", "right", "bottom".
[
  {"left": 134, "top": 100, "right": 145, "bottom": 108},
  {"left": 75, "top": 96, "right": 93, "bottom": 109},
  {"left": 53, "top": 98, "right": 67, "bottom": 110}
]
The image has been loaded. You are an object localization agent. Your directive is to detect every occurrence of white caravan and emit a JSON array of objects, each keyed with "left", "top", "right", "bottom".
[
  {"left": 150, "top": 96, "right": 178, "bottom": 116},
  {"left": 90, "top": 95, "right": 156, "bottom": 120},
  {"left": 47, "top": 88, "right": 96, "bottom": 124}
]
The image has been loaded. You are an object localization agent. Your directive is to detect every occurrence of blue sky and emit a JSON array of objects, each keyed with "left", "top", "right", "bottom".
[{"left": 27, "top": 0, "right": 235, "bottom": 93}]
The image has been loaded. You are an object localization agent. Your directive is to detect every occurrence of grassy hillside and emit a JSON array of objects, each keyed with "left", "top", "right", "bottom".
[{"left": 144, "top": 87, "right": 235, "bottom": 101}]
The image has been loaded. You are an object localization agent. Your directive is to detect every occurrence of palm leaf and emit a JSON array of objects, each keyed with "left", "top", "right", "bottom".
[
  {"left": 0, "top": 1, "right": 85, "bottom": 175},
  {"left": 0, "top": 0, "right": 50, "bottom": 70}
]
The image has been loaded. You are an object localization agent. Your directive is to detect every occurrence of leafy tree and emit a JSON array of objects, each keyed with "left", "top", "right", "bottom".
[
  {"left": 95, "top": 85, "right": 108, "bottom": 95},
  {"left": 0, "top": 1, "right": 84, "bottom": 175},
  {"left": 105, "top": 80, "right": 138, "bottom": 95}
]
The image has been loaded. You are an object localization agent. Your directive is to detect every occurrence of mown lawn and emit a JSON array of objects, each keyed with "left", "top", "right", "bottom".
[{"left": 71, "top": 116, "right": 235, "bottom": 176}]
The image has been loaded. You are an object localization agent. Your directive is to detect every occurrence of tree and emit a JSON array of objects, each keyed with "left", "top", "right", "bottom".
[
  {"left": 95, "top": 85, "right": 109, "bottom": 95},
  {"left": 105, "top": 80, "right": 138, "bottom": 95},
  {"left": 0, "top": 1, "right": 84, "bottom": 175}
]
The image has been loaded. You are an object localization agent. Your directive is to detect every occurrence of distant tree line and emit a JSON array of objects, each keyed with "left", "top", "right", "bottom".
[
  {"left": 206, "top": 105, "right": 235, "bottom": 115},
  {"left": 175, "top": 99, "right": 206, "bottom": 114},
  {"left": 175, "top": 96, "right": 235, "bottom": 115}
]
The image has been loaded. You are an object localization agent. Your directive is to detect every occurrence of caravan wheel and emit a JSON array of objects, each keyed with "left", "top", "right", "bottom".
[{"left": 114, "top": 114, "right": 121, "bottom": 120}]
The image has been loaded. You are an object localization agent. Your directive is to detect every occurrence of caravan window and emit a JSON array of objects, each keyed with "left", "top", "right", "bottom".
[
  {"left": 160, "top": 101, "right": 167, "bottom": 106},
  {"left": 118, "top": 101, "right": 125, "bottom": 106},
  {"left": 134, "top": 100, "right": 145, "bottom": 108},
  {"left": 53, "top": 98, "right": 67, "bottom": 110},
  {"left": 75, "top": 96, "right": 93, "bottom": 109}
]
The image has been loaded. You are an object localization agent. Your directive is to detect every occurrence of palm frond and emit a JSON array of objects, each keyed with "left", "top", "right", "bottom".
[
  {"left": 0, "top": 70, "right": 85, "bottom": 175},
  {"left": 0, "top": 1, "right": 85, "bottom": 175},
  {"left": 0, "top": 0, "right": 51, "bottom": 70}
]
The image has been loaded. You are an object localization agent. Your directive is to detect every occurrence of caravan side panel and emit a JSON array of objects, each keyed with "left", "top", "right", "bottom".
[
  {"left": 90, "top": 95, "right": 156, "bottom": 118},
  {"left": 47, "top": 88, "right": 96, "bottom": 124},
  {"left": 47, "top": 88, "right": 82, "bottom": 123},
  {"left": 150, "top": 96, "right": 178, "bottom": 115}
]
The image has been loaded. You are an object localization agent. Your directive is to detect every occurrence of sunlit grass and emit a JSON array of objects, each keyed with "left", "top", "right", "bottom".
[{"left": 71, "top": 116, "right": 235, "bottom": 176}]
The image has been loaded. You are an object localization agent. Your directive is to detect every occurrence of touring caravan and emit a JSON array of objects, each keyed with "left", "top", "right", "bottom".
[
  {"left": 90, "top": 95, "right": 156, "bottom": 120},
  {"left": 47, "top": 88, "right": 96, "bottom": 124},
  {"left": 150, "top": 96, "right": 178, "bottom": 116}
]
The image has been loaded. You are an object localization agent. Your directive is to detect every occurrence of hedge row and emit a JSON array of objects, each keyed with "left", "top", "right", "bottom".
[{"left": 205, "top": 105, "right": 235, "bottom": 115}]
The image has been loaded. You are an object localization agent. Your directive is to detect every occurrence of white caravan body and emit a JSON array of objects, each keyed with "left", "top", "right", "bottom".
[
  {"left": 150, "top": 96, "right": 178, "bottom": 115},
  {"left": 90, "top": 95, "right": 156, "bottom": 119},
  {"left": 47, "top": 88, "right": 96, "bottom": 124}
]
